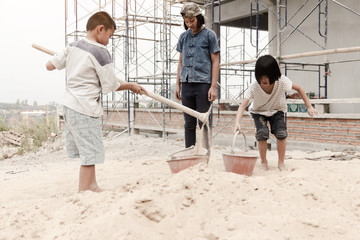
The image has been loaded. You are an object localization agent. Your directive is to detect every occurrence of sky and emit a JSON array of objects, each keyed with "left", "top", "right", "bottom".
[
  {"left": 0, "top": 0, "right": 65, "bottom": 105},
  {"left": 0, "top": 1, "right": 265, "bottom": 106}
]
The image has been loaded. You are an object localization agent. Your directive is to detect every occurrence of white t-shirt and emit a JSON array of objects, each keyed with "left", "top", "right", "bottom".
[
  {"left": 50, "top": 38, "right": 121, "bottom": 117},
  {"left": 244, "top": 75, "right": 292, "bottom": 116}
]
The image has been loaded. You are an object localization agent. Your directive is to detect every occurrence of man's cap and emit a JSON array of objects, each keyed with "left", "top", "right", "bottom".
[{"left": 180, "top": 2, "right": 202, "bottom": 18}]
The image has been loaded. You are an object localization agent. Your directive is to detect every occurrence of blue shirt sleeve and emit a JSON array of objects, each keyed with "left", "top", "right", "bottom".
[
  {"left": 208, "top": 31, "right": 220, "bottom": 54},
  {"left": 176, "top": 32, "right": 185, "bottom": 53}
]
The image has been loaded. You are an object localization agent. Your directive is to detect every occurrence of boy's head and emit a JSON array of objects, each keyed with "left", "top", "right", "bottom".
[
  {"left": 86, "top": 11, "right": 116, "bottom": 32},
  {"left": 255, "top": 55, "right": 281, "bottom": 84}
]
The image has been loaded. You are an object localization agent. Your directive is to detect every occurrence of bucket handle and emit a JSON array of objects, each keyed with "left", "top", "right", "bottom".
[
  {"left": 231, "top": 131, "right": 248, "bottom": 154},
  {"left": 168, "top": 145, "right": 195, "bottom": 159}
]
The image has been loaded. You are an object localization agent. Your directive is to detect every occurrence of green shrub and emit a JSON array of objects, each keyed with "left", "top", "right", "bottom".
[
  {"left": 17, "top": 116, "right": 58, "bottom": 153},
  {"left": 0, "top": 118, "right": 9, "bottom": 131}
]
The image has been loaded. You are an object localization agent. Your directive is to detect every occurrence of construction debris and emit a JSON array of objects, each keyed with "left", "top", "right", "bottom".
[{"left": 0, "top": 131, "right": 22, "bottom": 146}]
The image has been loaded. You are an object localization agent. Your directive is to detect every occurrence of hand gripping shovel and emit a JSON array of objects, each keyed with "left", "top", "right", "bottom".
[{"left": 33, "top": 43, "right": 213, "bottom": 173}]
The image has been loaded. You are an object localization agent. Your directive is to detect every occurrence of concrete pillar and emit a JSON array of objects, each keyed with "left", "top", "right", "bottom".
[
  {"left": 204, "top": 6, "right": 220, "bottom": 53},
  {"left": 204, "top": 5, "right": 213, "bottom": 31},
  {"left": 268, "top": 2, "right": 277, "bottom": 56}
]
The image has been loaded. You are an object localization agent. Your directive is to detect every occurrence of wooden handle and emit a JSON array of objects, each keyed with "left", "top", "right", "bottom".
[
  {"left": 145, "top": 91, "right": 210, "bottom": 123},
  {"left": 32, "top": 43, "right": 55, "bottom": 56},
  {"left": 32, "top": 43, "right": 210, "bottom": 123}
]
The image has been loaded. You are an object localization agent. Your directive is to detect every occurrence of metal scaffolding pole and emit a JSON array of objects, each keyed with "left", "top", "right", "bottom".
[{"left": 64, "top": 0, "right": 360, "bottom": 135}]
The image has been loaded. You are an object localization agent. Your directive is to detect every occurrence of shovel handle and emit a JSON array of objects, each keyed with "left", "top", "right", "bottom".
[
  {"left": 145, "top": 91, "right": 210, "bottom": 124},
  {"left": 32, "top": 43, "right": 55, "bottom": 56}
]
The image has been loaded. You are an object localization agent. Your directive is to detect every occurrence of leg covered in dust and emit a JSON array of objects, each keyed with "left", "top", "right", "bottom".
[
  {"left": 271, "top": 112, "right": 288, "bottom": 171},
  {"left": 255, "top": 122, "right": 270, "bottom": 171},
  {"left": 277, "top": 139, "right": 287, "bottom": 171},
  {"left": 79, "top": 165, "right": 102, "bottom": 192},
  {"left": 258, "top": 140, "right": 269, "bottom": 170}
]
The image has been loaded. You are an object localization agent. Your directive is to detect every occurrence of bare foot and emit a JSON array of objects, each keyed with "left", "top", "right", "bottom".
[
  {"left": 92, "top": 186, "right": 103, "bottom": 192},
  {"left": 79, "top": 184, "right": 103, "bottom": 193},
  {"left": 278, "top": 163, "right": 288, "bottom": 171},
  {"left": 259, "top": 162, "right": 269, "bottom": 171}
]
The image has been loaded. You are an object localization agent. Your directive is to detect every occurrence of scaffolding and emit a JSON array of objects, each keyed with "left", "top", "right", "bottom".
[{"left": 64, "top": 0, "right": 360, "bottom": 136}]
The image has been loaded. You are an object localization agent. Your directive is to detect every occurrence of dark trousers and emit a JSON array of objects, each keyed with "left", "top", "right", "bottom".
[{"left": 181, "top": 82, "right": 211, "bottom": 148}]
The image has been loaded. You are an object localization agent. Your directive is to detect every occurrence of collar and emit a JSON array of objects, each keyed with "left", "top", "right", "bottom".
[
  {"left": 83, "top": 38, "right": 107, "bottom": 49},
  {"left": 188, "top": 26, "right": 206, "bottom": 36}
]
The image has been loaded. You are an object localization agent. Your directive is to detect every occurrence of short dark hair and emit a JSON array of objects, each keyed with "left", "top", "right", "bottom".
[
  {"left": 183, "top": 15, "right": 205, "bottom": 30},
  {"left": 255, "top": 55, "right": 281, "bottom": 84},
  {"left": 86, "top": 11, "right": 116, "bottom": 31}
]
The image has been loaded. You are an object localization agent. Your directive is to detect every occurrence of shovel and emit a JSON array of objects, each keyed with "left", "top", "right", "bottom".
[
  {"left": 32, "top": 43, "right": 213, "bottom": 172},
  {"left": 31, "top": 43, "right": 211, "bottom": 125}
]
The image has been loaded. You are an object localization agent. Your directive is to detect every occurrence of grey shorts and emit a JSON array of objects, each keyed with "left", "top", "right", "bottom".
[
  {"left": 63, "top": 106, "right": 104, "bottom": 165},
  {"left": 251, "top": 111, "right": 287, "bottom": 141}
]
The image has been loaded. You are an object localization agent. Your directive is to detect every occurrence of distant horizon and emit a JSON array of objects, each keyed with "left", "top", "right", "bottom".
[{"left": 0, "top": 100, "right": 61, "bottom": 106}]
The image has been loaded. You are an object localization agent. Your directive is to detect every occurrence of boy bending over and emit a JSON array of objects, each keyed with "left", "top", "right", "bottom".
[{"left": 235, "top": 55, "right": 317, "bottom": 171}]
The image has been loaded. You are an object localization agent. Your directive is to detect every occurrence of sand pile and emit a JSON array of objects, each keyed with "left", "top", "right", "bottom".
[{"left": 1, "top": 134, "right": 360, "bottom": 240}]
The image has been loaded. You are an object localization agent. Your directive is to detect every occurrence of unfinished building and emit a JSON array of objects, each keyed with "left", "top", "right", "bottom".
[{"left": 63, "top": 0, "right": 360, "bottom": 149}]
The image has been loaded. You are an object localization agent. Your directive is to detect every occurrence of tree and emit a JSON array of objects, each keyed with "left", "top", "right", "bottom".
[
  {"left": 33, "top": 100, "right": 38, "bottom": 107},
  {"left": 48, "top": 101, "right": 58, "bottom": 107},
  {"left": 21, "top": 99, "right": 28, "bottom": 106}
]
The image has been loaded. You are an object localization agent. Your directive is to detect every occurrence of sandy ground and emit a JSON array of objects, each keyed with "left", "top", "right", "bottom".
[{"left": 1, "top": 133, "right": 360, "bottom": 240}]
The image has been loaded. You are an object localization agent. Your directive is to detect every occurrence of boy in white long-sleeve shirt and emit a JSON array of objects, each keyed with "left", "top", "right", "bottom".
[{"left": 46, "top": 11, "right": 146, "bottom": 192}]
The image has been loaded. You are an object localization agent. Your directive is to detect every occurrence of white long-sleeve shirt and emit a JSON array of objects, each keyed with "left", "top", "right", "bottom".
[{"left": 50, "top": 38, "right": 120, "bottom": 117}]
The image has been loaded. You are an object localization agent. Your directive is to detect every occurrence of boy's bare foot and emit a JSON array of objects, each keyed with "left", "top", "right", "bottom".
[
  {"left": 92, "top": 186, "right": 103, "bottom": 192},
  {"left": 278, "top": 162, "right": 287, "bottom": 171},
  {"left": 259, "top": 161, "right": 269, "bottom": 171},
  {"left": 79, "top": 184, "right": 103, "bottom": 193}
]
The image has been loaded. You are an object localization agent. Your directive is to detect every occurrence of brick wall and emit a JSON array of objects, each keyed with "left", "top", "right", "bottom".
[
  {"left": 103, "top": 109, "right": 360, "bottom": 147},
  {"left": 287, "top": 118, "right": 360, "bottom": 145}
]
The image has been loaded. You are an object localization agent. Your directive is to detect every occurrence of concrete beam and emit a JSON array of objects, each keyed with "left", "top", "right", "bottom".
[{"left": 210, "top": 0, "right": 268, "bottom": 29}]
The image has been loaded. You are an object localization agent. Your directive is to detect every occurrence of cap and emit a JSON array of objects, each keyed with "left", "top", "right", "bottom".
[{"left": 180, "top": 2, "right": 202, "bottom": 18}]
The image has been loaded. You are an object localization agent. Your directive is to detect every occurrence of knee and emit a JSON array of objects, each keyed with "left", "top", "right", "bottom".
[
  {"left": 256, "top": 127, "right": 269, "bottom": 141},
  {"left": 275, "top": 129, "right": 287, "bottom": 140}
]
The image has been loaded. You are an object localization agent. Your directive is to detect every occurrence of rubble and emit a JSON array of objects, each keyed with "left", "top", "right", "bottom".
[
  {"left": 0, "top": 131, "right": 22, "bottom": 160},
  {"left": 0, "top": 131, "right": 21, "bottom": 146}
]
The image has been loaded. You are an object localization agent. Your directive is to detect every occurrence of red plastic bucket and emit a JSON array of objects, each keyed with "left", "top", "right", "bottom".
[
  {"left": 222, "top": 131, "right": 258, "bottom": 176},
  {"left": 167, "top": 155, "right": 209, "bottom": 173},
  {"left": 167, "top": 146, "right": 209, "bottom": 173}
]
